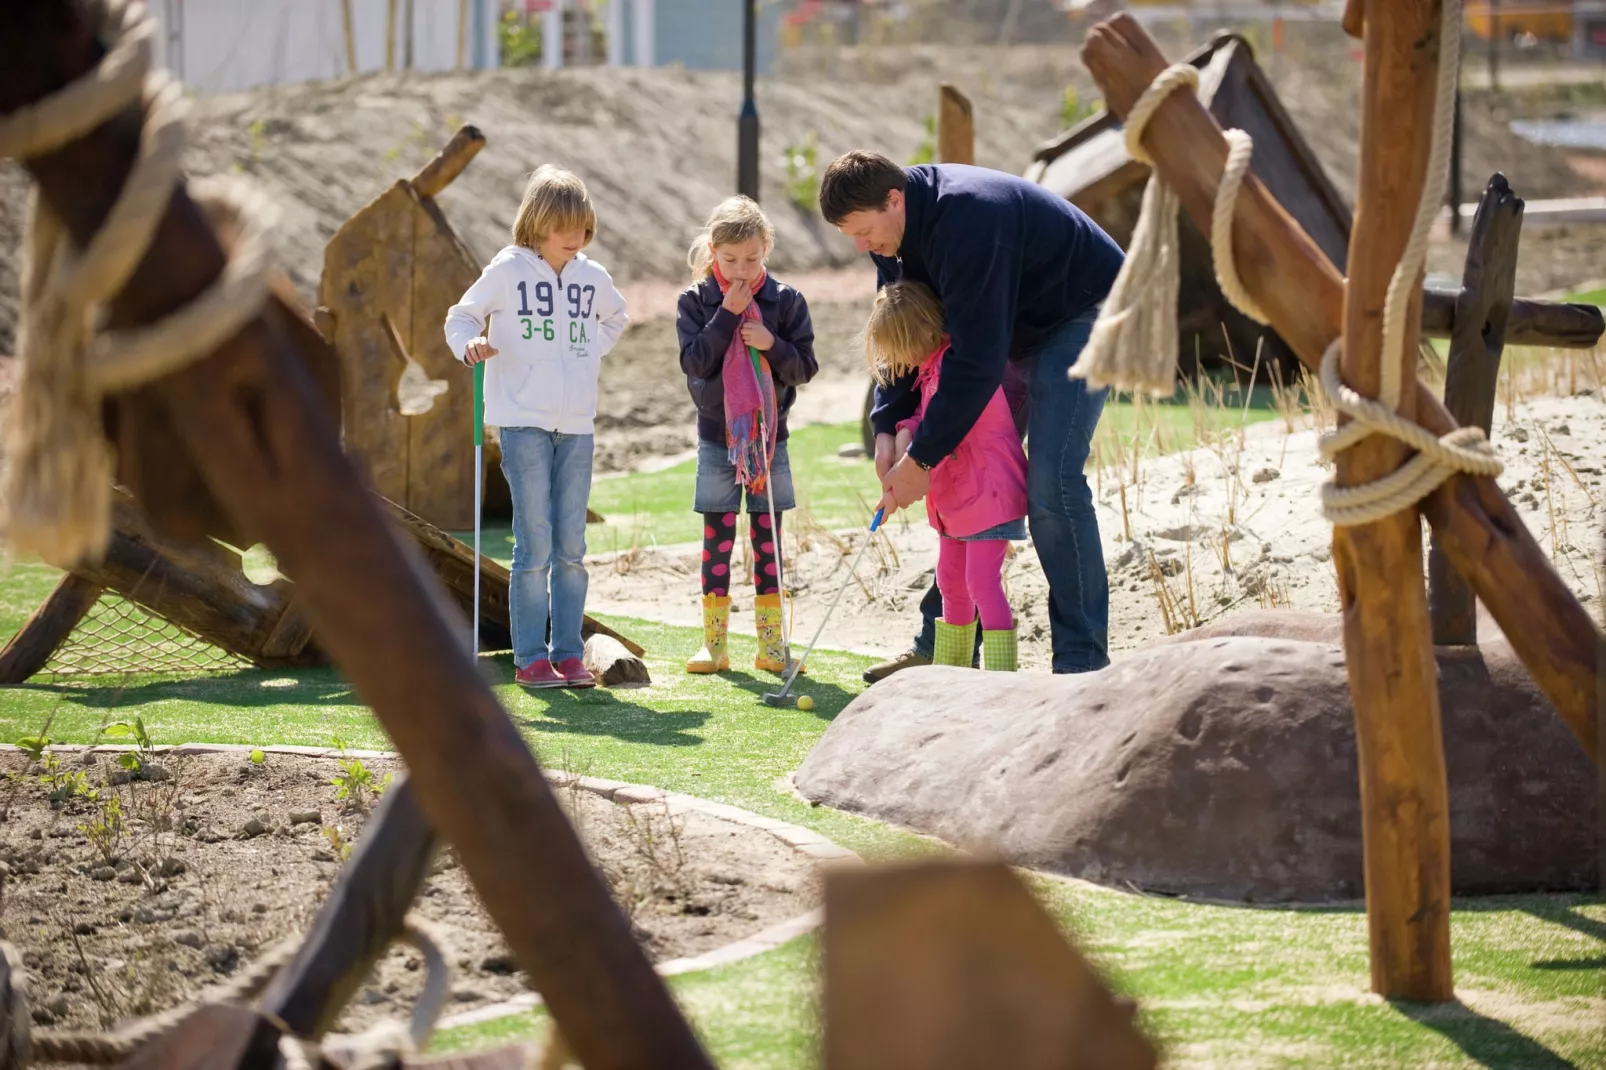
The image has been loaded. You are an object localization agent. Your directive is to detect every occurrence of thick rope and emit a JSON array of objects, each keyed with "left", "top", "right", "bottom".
[{"left": 0, "top": 0, "right": 274, "bottom": 569}]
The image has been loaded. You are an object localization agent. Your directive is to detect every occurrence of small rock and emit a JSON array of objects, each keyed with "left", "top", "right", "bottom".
[
  {"left": 174, "top": 929, "right": 206, "bottom": 950},
  {"left": 47, "top": 997, "right": 69, "bottom": 1018},
  {"left": 836, "top": 442, "right": 866, "bottom": 458},
  {"left": 159, "top": 857, "right": 187, "bottom": 878},
  {"left": 90, "top": 866, "right": 116, "bottom": 882},
  {"left": 117, "top": 869, "right": 142, "bottom": 884},
  {"left": 702, "top": 868, "right": 745, "bottom": 886},
  {"left": 140, "top": 763, "right": 170, "bottom": 782},
  {"left": 117, "top": 908, "right": 134, "bottom": 923},
  {"left": 30, "top": 1006, "right": 56, "bottom": 1026},
  {"left": 252, "top": 903, "right": 268, "bottom": 915},
  {"left": 1508, "top": 426, "right": 1530, "bottom": 443},
  {"left": 205, "top": 945, "right": 239, "bottom": 973},
  {"left": 480, "top": 953, "right": 517, "bottom": 976},
  {"left": 288, "top": 810, "right": 321, "bottom": 826},
  {"left": 73, "top": 921, "right": 96, "bottom": 935},
  {"left": 311, "top": 850, "right": 335, "bottom": 863},
  {"left": 451, "top": 987, "right": 483, "bottom": 1003},
  {"left": 108, "top": 769, "right": 132, "bottom": 786},
  {"left": 28, "top": 829, "right": 42, "bottom": 841},
  {"left": 134, "top": 908, "right": 158, "bottom": 924},
  {"left": 240, "top": 818, "right": 267, "bottom": 838},
  {"left": 1553, "top": 423, "right": 1570, "bottom": 436},
  {"left": 361, "top": 988, "right": 387, "bottom": 1005},
  {"left": 1252, "top": 468, "right": 1279, "bottom": 484}
]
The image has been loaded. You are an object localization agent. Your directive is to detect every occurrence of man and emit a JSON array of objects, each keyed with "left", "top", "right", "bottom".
[{"left": 820, "top": 150, "right": 1123, "bottom": 679}]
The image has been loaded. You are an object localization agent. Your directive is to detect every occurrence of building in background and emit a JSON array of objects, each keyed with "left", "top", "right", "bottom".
[
  {"left": 525, "top": 0, "right": 785, "bottom": 73},
  {"left": 152, "top": 0, "right": 501, "bottom": 94}
]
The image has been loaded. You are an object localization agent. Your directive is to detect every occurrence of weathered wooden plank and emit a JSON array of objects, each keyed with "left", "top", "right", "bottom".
[
  {"left": 411, "top": 124, "right": 486, "bottom": 199},
  {"left": 0, "top": 573, "right": 104, "bottom": 683},
  {"left": 1420, "top": 291, "right": 1603, "bottom": 348},
  {"left": 1079, "top": 13, "right": 1599, "bottom": 765},
  {"left": 823, "top": 860, "right": 1158, "bottom": 1070},
  {"left": 937, "top": 83, "right": 974, "bottom": 165},
  {"left": 0, "top": 7, "right": 711, "bottom": 1064},
  {"left": 1430, "top": 174, "right": 1524, "bottom": 646},
  {"left": 257, "top": 776, "right": 436, "bottom": 1039},
  {"left": 1329, "top": 0, "right": 1453, "bottom": 1001}
]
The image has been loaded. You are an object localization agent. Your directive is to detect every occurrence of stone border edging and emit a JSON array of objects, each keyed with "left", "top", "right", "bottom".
[{"left": 4, "top": 741, "right": 858, "bottom": 1033}]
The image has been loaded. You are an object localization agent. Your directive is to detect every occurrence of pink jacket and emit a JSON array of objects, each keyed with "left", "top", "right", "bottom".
[{"left": 897, "top": 344, "right": 1029, "bottom": 538}]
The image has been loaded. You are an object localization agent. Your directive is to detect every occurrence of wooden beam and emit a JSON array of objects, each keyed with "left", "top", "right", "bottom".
[
  {"left": 1079, "top": 13, "right": 1600, "bottom": 765},
  {"left": 342, "top": 0, "right": 359, "bottom": 74},
  {"left": 0, "top": 7, "right": 711, "bottom": 1067},
  {"left": 410, "top": 124, "right": 486, "bottom": 200},
  {"left": 1332, "top": 0, "right": 1452, "bottom": 1001},
  {"left": 1430, "top": 173, "right": 1523, "bottom": 646},
  {"left": 0, "top": 573, "right": 104, "bottom": 684},
  {"left": 937, "top": 83, "right": 974, "bottom": 165},
  {"left": 1420, "top": 290, "right": 1603, "bottom": 348}
]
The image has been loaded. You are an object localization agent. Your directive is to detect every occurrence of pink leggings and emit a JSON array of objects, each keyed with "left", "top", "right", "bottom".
[{"left": 935, "top": 537, "right": 1013, "bottom": 631}]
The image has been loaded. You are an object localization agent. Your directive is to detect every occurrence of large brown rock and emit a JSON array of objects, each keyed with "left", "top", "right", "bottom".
[{"left": 795, "top": 621, "right": 1597, "bottom": 902}]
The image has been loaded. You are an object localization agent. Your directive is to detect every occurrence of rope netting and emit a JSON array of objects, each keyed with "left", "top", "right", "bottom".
[{"left": 39, "top": 593, "right": 250, "bottom": 679}]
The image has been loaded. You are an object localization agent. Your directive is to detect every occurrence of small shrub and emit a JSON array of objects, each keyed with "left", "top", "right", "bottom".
[
  {"left": 907, "top": 114, "right": 936, "bottom": 166},
  {"left": 781, "top": 131, "right": 820, "bottom": 213}
]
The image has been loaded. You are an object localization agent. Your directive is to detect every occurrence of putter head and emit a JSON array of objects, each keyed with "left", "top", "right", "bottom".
[{"left": 762, "top": 691, "right": 795, "bottom": 708}]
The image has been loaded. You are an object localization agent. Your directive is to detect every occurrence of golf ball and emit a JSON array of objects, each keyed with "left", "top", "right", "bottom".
[{"left": 796, "top": 695, "right": 814, "bottom": 711}]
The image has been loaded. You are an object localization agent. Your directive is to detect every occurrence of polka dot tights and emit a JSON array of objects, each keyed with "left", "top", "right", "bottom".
[{"left": 701, "top": 510, "right": 781, "bottom": 596}]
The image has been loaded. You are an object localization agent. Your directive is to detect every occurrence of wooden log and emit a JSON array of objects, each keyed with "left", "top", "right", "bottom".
[
  {"left": 1430, "top": 174, "right": 1523, "bottom": 646},
  {"left": 1330, "top": 0, "right": 1453, "bottom": 1001},
  {"left": 822, "top": 859, "right": 1158, "bottom": 1070},
  {"left": 937, "top": 84, "right": 974, "bottom": 165},
  {"left": 0, "top": 9, "right": 711, "bottom": 1067},
  {"left": 1079, "top": 14, "right": 1599, "bottom": 766},
  {"left": 584, "top": 634, "right": 651, "bottom": 688},
  {"left": 1420, "top": 290, "right": 1603, "bottom": 348},
  {"left": 257, "top": 776, "right": 436, "bottom": 1039},
  {"left": 0, "top": 573, "right": 104, "bottom": 683},
  {"left": 411, "top": 124, "right": 486, "bottom": 199}
]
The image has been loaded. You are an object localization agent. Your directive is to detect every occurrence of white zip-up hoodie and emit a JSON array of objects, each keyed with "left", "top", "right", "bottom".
[{"left": 443, "top": 246, "right": 629, "bottom": 434}]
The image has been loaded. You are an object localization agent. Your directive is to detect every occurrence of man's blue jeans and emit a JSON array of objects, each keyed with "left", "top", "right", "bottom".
[
  {"left": 499, "top": 427, "right": 593, "bottom": 668},
  {"left": 910, "top": 311, "right": 1109, "bottom": 672}
]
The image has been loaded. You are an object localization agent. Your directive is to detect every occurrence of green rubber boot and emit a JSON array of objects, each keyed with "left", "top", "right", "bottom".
[
  {"left": 982, "top": 625, "right": 1018, "bottom": 672},
  {"left": 932, "top": 618, "right": 978, "bottom": 667}
]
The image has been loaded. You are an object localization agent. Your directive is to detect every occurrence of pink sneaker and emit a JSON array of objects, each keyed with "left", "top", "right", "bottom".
[
  {"left": 515, "top": 660, "right": 565, "bottom": 689},
  {"left": 554, "top": 657, "right": 596, "bottom": 689}
]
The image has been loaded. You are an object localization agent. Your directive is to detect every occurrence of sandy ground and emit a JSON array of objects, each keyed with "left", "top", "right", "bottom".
[{"left": 585, "top": 377, "right": 1606, "bottom": 671}]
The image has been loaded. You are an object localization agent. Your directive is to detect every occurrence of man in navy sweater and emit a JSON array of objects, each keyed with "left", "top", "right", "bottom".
[{"left": 820, "top": 151, "right": 1124, "bottom": 679}]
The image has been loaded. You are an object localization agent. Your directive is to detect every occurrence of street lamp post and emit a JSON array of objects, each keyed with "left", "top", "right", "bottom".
[{"left": 737, "top": 0, "right": 759, "bottom": 199}]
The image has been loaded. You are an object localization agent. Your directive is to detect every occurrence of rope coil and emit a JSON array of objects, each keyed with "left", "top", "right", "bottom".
[
  {"left": 1073, "top": 0, "right": 1499, "bottom": 526},
  {"left": 0, "top": 0, "right": 276, "bottom": 569}
]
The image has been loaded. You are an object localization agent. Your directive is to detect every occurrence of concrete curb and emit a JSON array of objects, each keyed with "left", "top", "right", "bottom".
[{"left": 5, "top": 741, "right": 857, "bottom": 1033}]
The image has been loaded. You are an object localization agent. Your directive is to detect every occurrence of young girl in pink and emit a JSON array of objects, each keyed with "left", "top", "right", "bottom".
[{"left": 866, "top": 280, "right": 1027, "bottom": 671}]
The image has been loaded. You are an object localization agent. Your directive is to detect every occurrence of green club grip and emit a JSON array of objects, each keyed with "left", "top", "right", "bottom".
[{"left": 473, "top": 359, "right": 485, "bottom": 446}]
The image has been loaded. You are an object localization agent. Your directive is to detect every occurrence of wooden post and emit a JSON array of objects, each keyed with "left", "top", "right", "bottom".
[
  {"left": 1333, "top": 0, "right": 1453, "bottom": 1001},
  {"left": 0, "top": 8, "right": 712, "bottom": 1066},
  {"left": 937, "top": 83, "right": 974, "bottom": 165},
  {"left": 1078, "top": 14, "right": 1601, "bottom": 766},
  {"left": 1429, "top": 173, "right": 1523, "bottom": 646},
  {"left": 0, "top": 573, "right": 104, "bottom": 683},
  {"left": 342, "top": 0, "right": 358, "bottom": 74},
  {"left": 458, "top": 0, "right": 470, "bottom": 69},
  {"left": 386, "top": 0, "right": 398, "bottom": 71}
]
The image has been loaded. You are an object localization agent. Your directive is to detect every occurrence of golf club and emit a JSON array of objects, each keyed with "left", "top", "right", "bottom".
[
  {"left": 750, "top": 342, "right": 795, "bottom": 674},
  {"left": 762, "top": 506, "right": 884, "bottom": 708},
  {"left": 472, "top": 355, "right": 485, "bottom": 658}
]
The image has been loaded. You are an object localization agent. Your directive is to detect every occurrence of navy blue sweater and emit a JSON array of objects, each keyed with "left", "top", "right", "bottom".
[
  {"left": 677, "top": 273, "right": 818, "bottom": 445},
  {"left": 868, "top": 164, "right": 1125, "bottom": 466}
]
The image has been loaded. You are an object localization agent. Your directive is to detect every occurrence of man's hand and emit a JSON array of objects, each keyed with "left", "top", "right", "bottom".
[
  {"left": 879, "top": 453, "right": 931, "bottom": 516},
  {"left": 464, "top": 337, "right": 497, "bottom": 365},
  {"left": 739, "top": 320, "right": 775, "bottom": 351},
  {"left": 873, "top": 433, "right": 897, "bottom": 481},
  {"left": 721, "top": 278, "right": 753, "bottom": 315}
]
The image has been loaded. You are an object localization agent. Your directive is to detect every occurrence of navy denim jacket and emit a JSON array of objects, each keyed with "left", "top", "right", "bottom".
[{"left": 677, "top": 273, "right": 818, "bottom": 446}]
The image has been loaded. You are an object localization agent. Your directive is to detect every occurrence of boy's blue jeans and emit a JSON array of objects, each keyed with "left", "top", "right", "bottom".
[
  {"left": 499, "top": 427, "right": 593, "bottom": 668},
  {"left": 909, "top": 311, "right": 1110, "bottom": 673}
]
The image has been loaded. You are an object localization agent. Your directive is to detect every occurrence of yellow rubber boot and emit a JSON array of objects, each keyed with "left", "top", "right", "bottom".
[
  {"left": 685, "top": 594, "right": 731, "bottom": 674},
  {"left": 754, "top": 592, "right": 801, "bottom": 674}
]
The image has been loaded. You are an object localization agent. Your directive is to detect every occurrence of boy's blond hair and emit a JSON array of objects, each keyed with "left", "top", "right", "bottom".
[
  {"left": 512, "top": 165, "right": 596, "bottom": 249},
  {"left": 687, "top": 195, "right": 774, "bottom": 279},
  {"left": 864, "top": 280, "right": 945, "bottom": 385}
]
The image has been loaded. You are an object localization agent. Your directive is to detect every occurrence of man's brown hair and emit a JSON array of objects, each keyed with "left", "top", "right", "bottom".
[{"left": 819, "top": 150, "right": 908, "bottom": 225}]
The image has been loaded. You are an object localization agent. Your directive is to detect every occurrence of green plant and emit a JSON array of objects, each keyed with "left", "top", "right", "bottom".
[
  {"left": 80, "top": 795, "right": 127, "bottom": 865},
  {"left": 907, "top": 114, "right": 936, "bottom": 166},
  {"left": 781, "top": 131, "right": 820, "bottom": 213},
  {"left": 1060, "top": 85, "right": 1100, "bottom": 129},
  {"left": 247, "top": 118, "right": 267, "bottom": 159},
  {"left": 498, "top": 9, "right": 543, "bottom": 67},
  {"left": 322, "top": 825, "right": 354, "bottom": 862},
  {"left": 329, "top": 737, "right": 391, "bottom": 809},
  {"left": 18, "top": 735, "right": 97, "bottom": 805},
  {"left": 101, "top": 716, "right": 157, "bottom": 775}
]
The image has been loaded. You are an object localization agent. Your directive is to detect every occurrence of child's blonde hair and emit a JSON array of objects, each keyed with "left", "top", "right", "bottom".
[
  {"left": 864, "top": 280, "right": 946, "bottom": 385},
  {"left": 687, "top": 195, "right": 774, "bottom": 279},
  {"left": 512, "top": 165, "right": 596, "bottom": 249}
]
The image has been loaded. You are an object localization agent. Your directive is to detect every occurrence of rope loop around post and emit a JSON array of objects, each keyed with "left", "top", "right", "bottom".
[{"left": 0, "top": 0, "right": 276, "bottom": 569}]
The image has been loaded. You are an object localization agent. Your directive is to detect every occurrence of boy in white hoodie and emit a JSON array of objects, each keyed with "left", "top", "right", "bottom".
[{"left": 445, "top": 165, "right": 629, "bottom": 689}]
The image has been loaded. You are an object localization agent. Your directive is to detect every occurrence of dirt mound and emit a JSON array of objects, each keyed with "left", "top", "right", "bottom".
[{"left": 0, "top": 749, "right": 816, "bottom": 1036}]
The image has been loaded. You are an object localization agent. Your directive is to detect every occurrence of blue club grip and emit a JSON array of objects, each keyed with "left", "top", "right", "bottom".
[{"left": 869, "top": 507, "right": 884, "bottom": 532}]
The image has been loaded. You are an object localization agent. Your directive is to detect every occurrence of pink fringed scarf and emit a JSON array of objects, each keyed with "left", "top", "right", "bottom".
[{"left": 712, "top": 263, "right": 778, "bottom": 493}]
